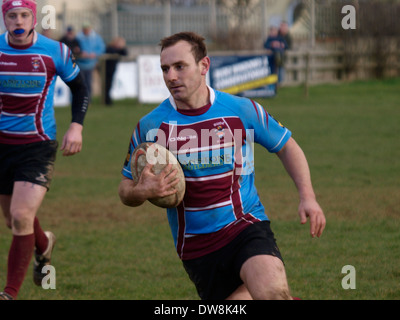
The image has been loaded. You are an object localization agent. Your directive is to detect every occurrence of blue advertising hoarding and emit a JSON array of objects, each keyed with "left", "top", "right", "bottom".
[{"left": 209, "top": 54, "right": 277, "bottom": 98}]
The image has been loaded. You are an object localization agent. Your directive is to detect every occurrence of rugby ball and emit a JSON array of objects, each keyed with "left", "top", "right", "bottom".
[{"left": 131, "top": 142, "right": 185, "bottom": 208}]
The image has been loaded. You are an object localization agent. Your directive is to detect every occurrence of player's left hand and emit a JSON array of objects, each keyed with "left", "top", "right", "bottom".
[
  {"left": 298, "top": 198, "right": 326, "bottom": 238},
  {"left": 61, "top": 122, "right": 83, "bottom": 156}
]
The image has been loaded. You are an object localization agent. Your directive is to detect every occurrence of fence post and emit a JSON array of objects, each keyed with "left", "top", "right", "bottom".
[
  {"left": 209, "top": 0, "right": 217, "bottom": 40},
  {"left": 261, "top": 0, "right": 268, "bottom": 43},
  {"left": 164, "top": 0, "right": 172, "bottom": 37},
  {"left": 61, "top": 2, "right": 67, "bottom": 33},
  {"left": 110, "top": 0, "right": 119, "bottom": 39},
  {"left": 310, "top": 0, "right": 316, "bottom": 49},
  {"left": 100, "top": 55, "right": 106, "bottom": 105},
  {"left": 304, "top": 50, "right": 310, "bottom": 97}
]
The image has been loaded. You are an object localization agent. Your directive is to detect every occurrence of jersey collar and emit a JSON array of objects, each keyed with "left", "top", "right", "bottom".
[
  {"left": 169, "top": 85, "right": 215, "bottom": 111},
  {"left": 5, "top": 30, "right": 38, "bottom": 49}
]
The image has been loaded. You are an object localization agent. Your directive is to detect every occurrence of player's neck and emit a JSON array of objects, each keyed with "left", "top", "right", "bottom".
[
  {"left": 8, "top": 30, "right": 35, "bottom": 48},
  {"left": 175, "top": 84, "right": 210, "bottom": 111}
]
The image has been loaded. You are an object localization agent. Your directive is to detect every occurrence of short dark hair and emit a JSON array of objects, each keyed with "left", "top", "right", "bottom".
[{"left": 159, "top": 32, "right": 207, "bottom": 63}]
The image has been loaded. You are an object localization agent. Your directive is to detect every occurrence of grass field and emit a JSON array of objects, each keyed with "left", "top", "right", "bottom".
[{"left": 0, "top": 78, "right": 399, "bottom": 300}]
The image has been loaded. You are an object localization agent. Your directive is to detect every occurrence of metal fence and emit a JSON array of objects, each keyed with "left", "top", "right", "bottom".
[
  {"left": 50, "top": 0, "right": 398, "bottom": 48},
  {"left": 2, "top": 0, "right": 398, "bottom": 50},
  {"left": 54, "top": 0, "right": 289, "bottom": 47},
  {"left": 56, "top": 1, "right": 256, "bottom": 47},
  {"left": 28, "top": 0, "right": 399, "bottom": 89}
]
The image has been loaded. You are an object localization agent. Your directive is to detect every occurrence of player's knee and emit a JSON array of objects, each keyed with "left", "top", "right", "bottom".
[{"left": 11, "top": 209, "right": 34, "bottom": 233}]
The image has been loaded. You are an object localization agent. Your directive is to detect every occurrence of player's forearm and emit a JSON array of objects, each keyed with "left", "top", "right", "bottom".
[
  {"left": 276, "top": 138, "right": 316, "bottom": 201},
  {"left": 66, "top": 71, "right": 89, "bottom": 125},
  {"left": 118, "top": 178, "right": 147, "bottom": 207}
]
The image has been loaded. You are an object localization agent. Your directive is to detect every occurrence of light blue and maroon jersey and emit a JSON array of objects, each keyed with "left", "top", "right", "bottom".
[
  {"left": 122, "top": 88, "right": 291, "bottom": 260},
  {"left": 0, "top": 31, "right": 80, "bottom": 144}
]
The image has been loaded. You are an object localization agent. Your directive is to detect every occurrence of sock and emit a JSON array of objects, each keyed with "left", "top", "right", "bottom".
[
  {"left": 4, "top": 234, "right": 35, "bottom": 299},
  {"left": 34, "top": 217, "right": 49, "bottom": 255}
]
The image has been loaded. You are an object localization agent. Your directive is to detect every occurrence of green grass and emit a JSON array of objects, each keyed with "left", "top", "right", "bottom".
[{"left": 0, "top": 78, "right": 399, "bottom": 300}]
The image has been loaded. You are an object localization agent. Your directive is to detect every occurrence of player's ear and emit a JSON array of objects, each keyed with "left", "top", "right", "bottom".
[{"left": 200, "top": 56, "right": 210, "bottom": 76}]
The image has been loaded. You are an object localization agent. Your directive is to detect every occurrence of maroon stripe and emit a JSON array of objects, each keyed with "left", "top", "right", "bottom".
[
  {"left": 176, "top": 204, "right": 186, "bottom": 259},
  {"left": 230, "top": 169, "right": 244, "bottom": 219},
  {"left": 0, "top": 132, "right": 42, "bottom": 144},
  {"left": 251, "top": 99, "right": 269, "bottom": 129},
  {"left": 184, "top": 176, "right": 233, "bottom": 209},
  {"left": 34, "top": 75, "right": 51, "bottom": 140},
  {"left": 251, "top": 100, "right": 260, "bottom": 122},
  {"left": 67, "top": 47, "right": 71, "bottom": 63},
  {"left": 136, "top": 122, "right": 141, "bottom": 143},
  {"left": 1, "top": 96, "right": 39, "bottom": 113}
]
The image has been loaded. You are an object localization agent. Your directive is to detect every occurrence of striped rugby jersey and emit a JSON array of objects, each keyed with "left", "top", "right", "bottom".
[
  {"left": 0, "top": 31, "right": 80, "bottom": 145},
  {"left": 122, "top": 88, "right": 291, "bottom": 260}
]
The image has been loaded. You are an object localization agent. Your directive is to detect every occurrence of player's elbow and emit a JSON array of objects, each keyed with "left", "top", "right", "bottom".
[
  {"left": 118, "top": 179, "right": 144, "bottom": 207},
  {"left": 118, "top": 191, "right": 133, "bottom": 207}
]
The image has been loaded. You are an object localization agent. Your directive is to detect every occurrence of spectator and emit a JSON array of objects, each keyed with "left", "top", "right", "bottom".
[
  {"left": 76, "top": 22, "right": 105, "bottom": 100},
  {"left": 279, "top": 21, "right": 292, "bottom": 50},
  {"left": 278, "top": 21, "right": 292, "bottom": 83},
  {"left": 60, "top": 25, "right": 81, "bottom": 56},
  {"left": 264, "top": 25, "right": 287, "bottom": 83},
  {"left": 105, "top": 37, "right": 128, "bottom": 106}
]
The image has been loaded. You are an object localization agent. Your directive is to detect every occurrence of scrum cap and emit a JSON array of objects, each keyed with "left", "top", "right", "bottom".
[{"left": 2, "top": 0, "right": 37, "bottom": 26}]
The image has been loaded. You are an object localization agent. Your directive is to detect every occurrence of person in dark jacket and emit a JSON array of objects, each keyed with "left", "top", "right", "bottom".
[{"left": 105, "top": 37, "right": 127, "bottom": 105}]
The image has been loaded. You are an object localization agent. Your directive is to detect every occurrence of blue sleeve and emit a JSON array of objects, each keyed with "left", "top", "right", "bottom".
[
  {"left": 121, "top": 115, "right": 161, "bottom": 179},
  {"left": 55, "top": 42, "right": 80, "bottom": 83},
  {"left": 122, "top": 137, "right": 135, "bottom": 179},
  {"left": 121, "top": 121, "right": 144, "bottom": 179},
  {"left": 246, "top": 100, "right": 292, "bottom": 153}
]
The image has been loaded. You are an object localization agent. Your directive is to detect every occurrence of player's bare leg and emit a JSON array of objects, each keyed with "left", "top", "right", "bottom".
[
  {"left": 226, "top": 284, "right": 253, "bottom": 300},
  {"left": 1, "top": 182, "right": 53, "bottom": 298},
  {"left": 9, "top": 182, "right": 47, "bottom": 235},
  {"left": 227, "top": 255, "right": 292, "bottom": 300}
]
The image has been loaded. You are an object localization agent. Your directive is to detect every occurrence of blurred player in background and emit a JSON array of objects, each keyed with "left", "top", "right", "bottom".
[
  {"left": 119, "top": 32, "right": 325, "bottom": 300},
  {"left": 0, "top": 0, "right": 89, "bottom": 300}
]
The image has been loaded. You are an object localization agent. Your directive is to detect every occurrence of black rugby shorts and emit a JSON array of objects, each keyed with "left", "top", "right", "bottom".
[
  {"left": 182, "top": 220, "right": 284, "bottom": 300},
  {"left": 0, "top": 141, "right": 58, "bottom": 195}
]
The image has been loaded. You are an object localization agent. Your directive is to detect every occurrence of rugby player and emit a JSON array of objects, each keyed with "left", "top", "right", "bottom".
[
  {"left": 0, "top": 0, "right": 89, "bottom": 300},
  {"left": 119, "top": 32, "right": 325, "bottom": 300}
]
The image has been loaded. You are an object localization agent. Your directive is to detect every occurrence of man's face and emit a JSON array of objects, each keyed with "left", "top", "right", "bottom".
[
  {"left": 160, "top": 40, "right": 207, "bottom": 106},
  {"left": 83, "top": 27, "right": 91, "bottom": 36},
  {"left": 5, "top": 8, "right": 34, "bottom": 45}
]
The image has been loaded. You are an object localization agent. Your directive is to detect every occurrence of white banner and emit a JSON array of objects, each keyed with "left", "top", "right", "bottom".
[
  {"left": 111, "top": 61, "right": 138, "bottom": 100},
  {"left": 137, "top": 55, "right": 170, "bottom": 104},
  {"left": 54, "top": 61, "right": 138, "bottom": 107}
]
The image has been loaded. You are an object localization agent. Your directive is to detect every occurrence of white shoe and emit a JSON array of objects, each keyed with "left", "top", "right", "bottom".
[{"left": 33, "top": 231, "right": 56, "bottom": 286}]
